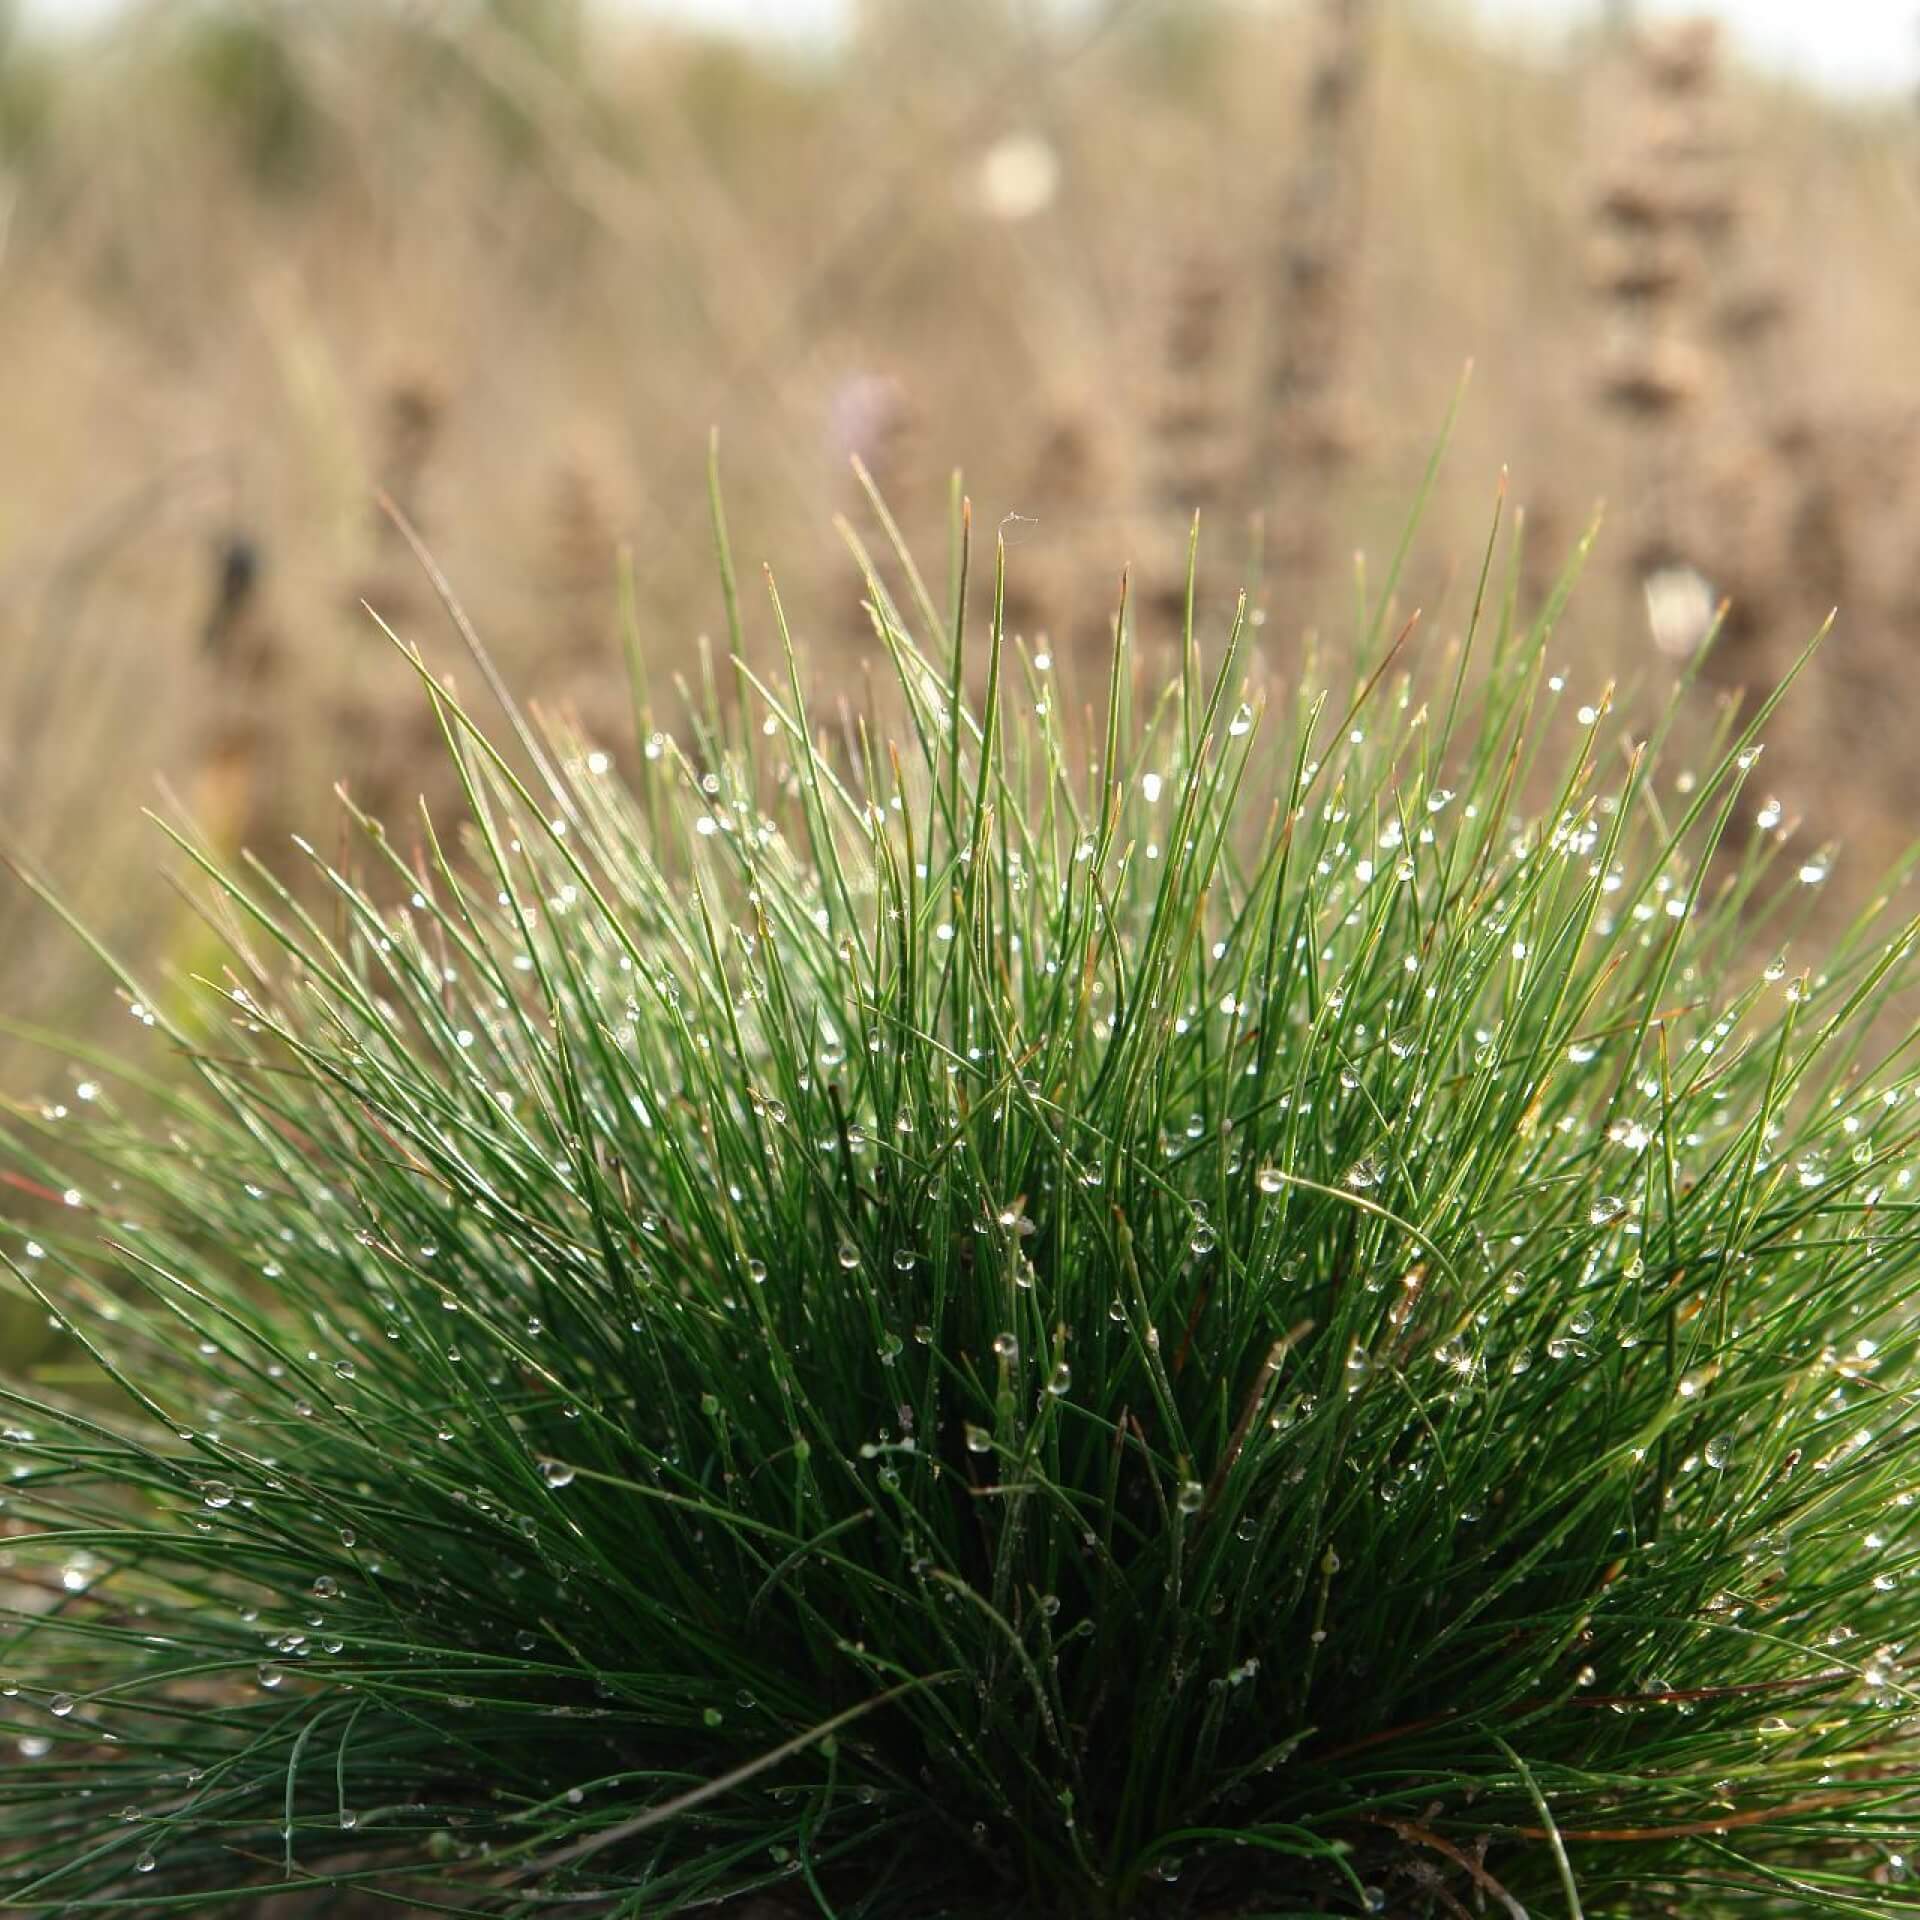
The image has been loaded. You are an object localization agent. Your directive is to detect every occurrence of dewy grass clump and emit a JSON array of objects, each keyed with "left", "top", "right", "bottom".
[{"left": 3, "top": 470, "right": 1920, "bottom": 1919}]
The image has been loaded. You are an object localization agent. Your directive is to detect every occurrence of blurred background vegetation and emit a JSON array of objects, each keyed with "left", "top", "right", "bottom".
[{"left": 1, "top": 0, "right": 1917, "bottom": 1099}]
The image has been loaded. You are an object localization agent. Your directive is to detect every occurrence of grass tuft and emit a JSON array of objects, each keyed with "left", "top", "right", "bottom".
[{"left": 3, "top": 473, "right": 1919, "bottom": 1918}]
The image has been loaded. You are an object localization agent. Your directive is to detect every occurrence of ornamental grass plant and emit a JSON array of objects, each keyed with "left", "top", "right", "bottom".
[{"left": 2, "top": 453, "right": 1919, "bottom": 1917}]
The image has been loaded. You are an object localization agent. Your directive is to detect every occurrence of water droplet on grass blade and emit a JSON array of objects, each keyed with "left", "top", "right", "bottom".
[{"left": 540, "top": 1461, "right": 577, "bottom": 1490}]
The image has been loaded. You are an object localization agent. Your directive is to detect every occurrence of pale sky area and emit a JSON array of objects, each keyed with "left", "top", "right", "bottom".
[{"left": 12, "top": 0, "right": 1914, "bottom": 99}]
